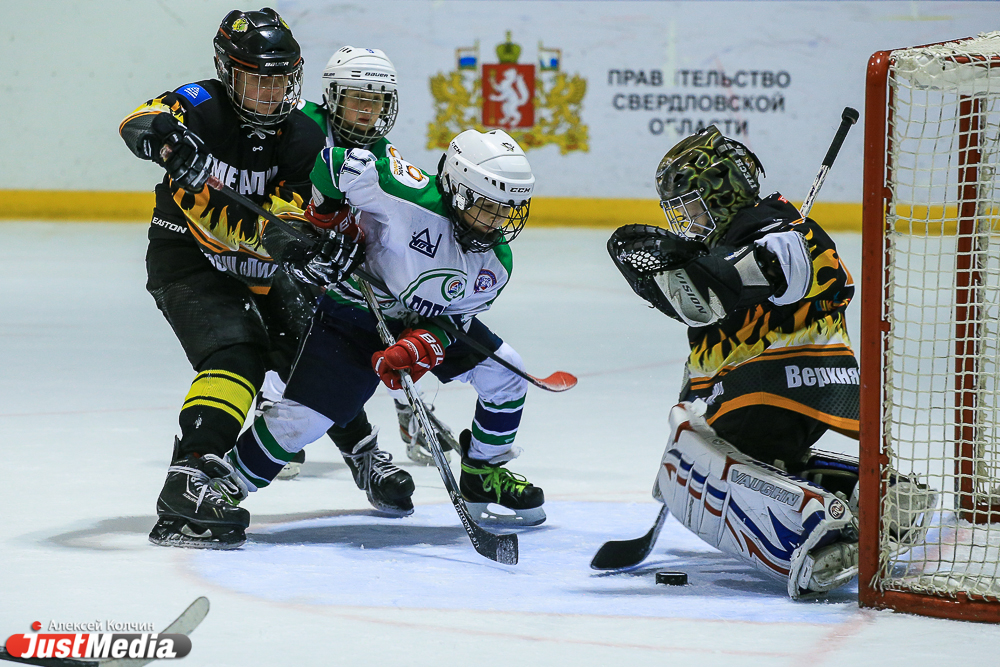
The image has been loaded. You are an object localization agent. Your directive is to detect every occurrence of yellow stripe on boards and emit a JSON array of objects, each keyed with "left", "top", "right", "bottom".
[
  {"left": 0, "top": 189, "right": 866, "bottom": 232},
  {"left": 0, "top": 190, "right": 157, "bottom": 221}
]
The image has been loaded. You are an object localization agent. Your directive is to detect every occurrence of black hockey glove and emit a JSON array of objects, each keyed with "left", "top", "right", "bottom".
[
  {"left": 151, "top": 113, "right": 210, "bottom": 193},
  {"left": 282, "top": 231, "right": 364, "bottom": 289}
]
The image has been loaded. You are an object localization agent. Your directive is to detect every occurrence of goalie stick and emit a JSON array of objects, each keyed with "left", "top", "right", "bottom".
[
  {"left": 591, "top": 109, "right": 860, "bottom": 571},
  {"left": 590, "top": 504, "right": 668, "bottom": 571},
  {"left": 160, "top": 148, "right": 577, "bottom": 394},
  {"left": 357, "top": 277, "right": 519, "bottom": 565},
  {"left": 800, "top": 107, "right": 859, "bottom": 218},
  {"left": 0, "top": 597, "right": 209, "bottom": 667}
]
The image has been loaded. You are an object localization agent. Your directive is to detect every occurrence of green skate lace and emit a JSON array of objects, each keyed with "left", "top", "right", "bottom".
[
  {"left": 461, "top": 462, "right": 531, "bottom": 503},
  {"left": 210, "top": 479, "right": 243, "bottom": 506}
]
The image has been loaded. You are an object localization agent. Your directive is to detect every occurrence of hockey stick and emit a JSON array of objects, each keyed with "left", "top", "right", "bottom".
[
  {"left": 0, "top": 597, "right": 209, "bottom": 667},
  {"left": 799, "top": 107, "right": 859, "bottom": 218},
  {"left": 353, "top": 267, "right": 576, "bottom": 393},
  {"left": 163, "top": 152, "right": 577, "bottom": 394},
  {"left": 590, "top": 504, "right": 669, "bottom": 570},
  {"left": 357, "top": 277, "right": 519, "bottom": 565}
]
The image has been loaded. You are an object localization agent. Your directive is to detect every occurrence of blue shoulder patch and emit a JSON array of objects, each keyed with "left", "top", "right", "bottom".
[{"left": 175, "top": 83, "right": 212, "bottom": 107}]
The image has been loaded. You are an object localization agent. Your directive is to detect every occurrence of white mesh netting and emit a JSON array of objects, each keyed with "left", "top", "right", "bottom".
[{"left": 878, "top": 32, "right": 1000, "bottom": 601}]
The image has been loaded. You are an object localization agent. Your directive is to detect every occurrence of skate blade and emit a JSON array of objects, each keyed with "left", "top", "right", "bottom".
[
  {"left": 406, "top": 441, "right": 451, "bottom": 466},
  {"left": 366, "top": 494, "right": 415, "bottom": 518},
  {"left": 465, "top": 502, "right": 546, "bottom": 527},
  {"left": 148, "top": 527, "right": 246, "bottom": 550},
  {"left": 275, "top": 460, "right": 302, "bottom": 480}
]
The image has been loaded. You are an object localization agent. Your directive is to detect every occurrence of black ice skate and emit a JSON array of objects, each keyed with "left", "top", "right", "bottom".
[
  {"left": 341, "top": 426, "right": 415, "bottom": 516},
  {"left": 395, "top": 399, "right": 458, "bottom": 466},
  {"left": 459, "top": 430, "right": 546, "bottom": 527},
  {"left": 149, "top": 445, "right": 250, "bottom": 550}
]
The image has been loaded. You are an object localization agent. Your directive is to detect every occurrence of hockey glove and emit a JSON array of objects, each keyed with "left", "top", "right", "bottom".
[
  {"left": 372, "top": 329, "right": 445, "bottom": 390},
  {"left": 304, "top": 198, "right": 362, "bottom": 242},
  {"left": 151, "top": 113, "right": 210, "bottom": 193},
  {"left": 281, "top": 231, "right": 363, "bottom": 289}
]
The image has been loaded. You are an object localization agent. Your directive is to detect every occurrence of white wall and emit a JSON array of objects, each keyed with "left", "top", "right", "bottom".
[{"left": 2, "top": 1, "right": 997, "bottom": 200}]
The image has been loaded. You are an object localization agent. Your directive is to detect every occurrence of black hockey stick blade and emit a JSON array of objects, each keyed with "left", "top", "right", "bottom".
[
  {"left": 590, "top": 504, "right": 669, "bottom": 570},
  {"left": 452, "top": 491, "right": 519, "bottom": 565},
  {"left": 0, "top": 597, "right": 209, "bottom": 667}
]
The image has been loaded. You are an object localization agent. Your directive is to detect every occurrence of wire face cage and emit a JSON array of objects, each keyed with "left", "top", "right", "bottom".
[{"left": 860, "top": 32, "right": 1000, "bottom": 622}]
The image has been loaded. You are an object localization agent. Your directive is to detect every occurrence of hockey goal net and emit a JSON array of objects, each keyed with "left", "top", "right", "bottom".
[{"left": 860, "top": 32, "right": 1000, "bottom": 622}]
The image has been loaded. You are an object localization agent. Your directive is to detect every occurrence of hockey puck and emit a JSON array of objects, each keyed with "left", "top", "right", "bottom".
[{"left": 655, "top": 571, "right": 688, "bottom": 586}]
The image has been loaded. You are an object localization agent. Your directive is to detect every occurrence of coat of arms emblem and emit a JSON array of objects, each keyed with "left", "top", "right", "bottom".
[{"left": 428, "top": 32, "right": 588, "bottom": 154}]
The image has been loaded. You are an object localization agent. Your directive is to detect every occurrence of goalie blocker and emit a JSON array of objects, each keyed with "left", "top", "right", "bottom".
[{"left": 655, "top": 402, "right": 859, "bottom": 598}]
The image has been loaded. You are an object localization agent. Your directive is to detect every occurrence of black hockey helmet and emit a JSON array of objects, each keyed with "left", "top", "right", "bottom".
[
  {"left": 214, "top": 8, "right": 303, "bottom": 127},
  {"left": 655, "top": 125, "right": 764, "bottom": 246}
]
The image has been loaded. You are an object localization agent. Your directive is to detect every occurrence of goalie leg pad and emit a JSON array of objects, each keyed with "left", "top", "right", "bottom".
[{"left": 654, "top": 402, "right": 857, "bottom": 599}]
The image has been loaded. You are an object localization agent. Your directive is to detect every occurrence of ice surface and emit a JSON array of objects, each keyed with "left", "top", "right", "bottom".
[{"left": 1, "top": 223, "right": 998, "bottom": 666}]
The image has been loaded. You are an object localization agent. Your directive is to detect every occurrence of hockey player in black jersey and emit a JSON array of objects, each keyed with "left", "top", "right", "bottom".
[
  {"left": 608, "top": 126, "right": 935, "bottom": 597},
  {"left": 119, "top": 8, "right": 368, "bottom": 549}
]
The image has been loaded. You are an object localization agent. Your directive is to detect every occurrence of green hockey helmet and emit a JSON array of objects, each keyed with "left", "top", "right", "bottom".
[{"left": 655, "top": 125, "right": 764, "bottom": 245}]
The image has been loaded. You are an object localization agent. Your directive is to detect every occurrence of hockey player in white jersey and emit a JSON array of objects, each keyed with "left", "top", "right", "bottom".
[
  {"left": 220, "top": 128, "right": 545, "bottom": 526},
  {"left": 262, "top": 45, "right": 464, "bottom": 479},
  {"left": 605, "top": 126, "right": 936, "bottom": 597}
]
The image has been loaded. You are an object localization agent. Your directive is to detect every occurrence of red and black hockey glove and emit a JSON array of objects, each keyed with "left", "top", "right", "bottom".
[
  {"left": 371, "top": 329, "right": 445, "bottom": 390},
  {"left": 304, "top": 198, "right": 362, "bottom": 242}
]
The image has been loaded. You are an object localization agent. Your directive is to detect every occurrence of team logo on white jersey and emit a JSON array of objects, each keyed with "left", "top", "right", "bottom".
[
  {"left": 409, "top": 228, "right": 442, "bottom": 258},
  {"left": 445, "top": 277, "right": 465, "bottom": 299},
  {"left": 474, "top": 269, "right": 497, "bottom": 292}
]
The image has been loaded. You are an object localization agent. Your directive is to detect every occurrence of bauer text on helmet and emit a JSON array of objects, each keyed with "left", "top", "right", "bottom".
[
  {"left": 655, "top": 125, "right": 765, "bottom": 245},
  {"left": 214, "top": 8, "right": 304, "bottom": 128},
  {"left": 322, "top": 46, "right": 399, "bottom": 147},
  {"left": 440, "top": 129, "right": 535, "bottom": 253}
]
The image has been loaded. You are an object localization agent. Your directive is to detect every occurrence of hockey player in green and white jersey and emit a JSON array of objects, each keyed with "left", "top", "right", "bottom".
[
  {"left": 262, "top": 46, "right": 465, "bottom": 475},
  {"left": 223, "top": 128, "right": 546, "bottom": 526}
]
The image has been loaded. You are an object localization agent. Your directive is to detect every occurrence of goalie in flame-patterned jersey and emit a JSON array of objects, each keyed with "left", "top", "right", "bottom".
[
  {"left": 118, "top": 8, "right": 367, "bottom": 549},
  {"left": 610, "top": 126, "right": 874, "bottom": 597}
]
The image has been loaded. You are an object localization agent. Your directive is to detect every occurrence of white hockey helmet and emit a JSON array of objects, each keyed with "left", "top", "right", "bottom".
[
  {"left": 321, "top": 46, "right": 399, "bottom": 147},
  {"left": 438, "top": 129, "right": 535, "bottom": 252}
]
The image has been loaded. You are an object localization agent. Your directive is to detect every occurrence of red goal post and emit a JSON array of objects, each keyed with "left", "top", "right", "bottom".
[{"left": 860, "top": 32, "right": 1000, "bottom": 622}]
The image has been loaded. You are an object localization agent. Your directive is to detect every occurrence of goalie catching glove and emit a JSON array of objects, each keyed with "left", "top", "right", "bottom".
[
  {"left": 609, "top": 224, "right": 811, "bottom": 326},
  {"left": 372, "top": 329, "right": 445, "bottom": 390}
]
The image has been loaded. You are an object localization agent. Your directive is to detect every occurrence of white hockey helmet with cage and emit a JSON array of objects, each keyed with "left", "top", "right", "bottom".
[
  {"left": 438, "top": 129, "right": 534, "bottom": 252},
  {"left": 322, "top": 46, "right": 399, "bottom": 147}
]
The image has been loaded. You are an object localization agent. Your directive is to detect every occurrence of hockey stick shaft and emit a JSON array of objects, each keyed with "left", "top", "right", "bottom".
[
  {"left": 799, "top": 107, "right": 859, "bottom": 218},
  {"left": 357, "top": 278, "right": 518, "bottom": 565},
  {"left": 178, "top": 161, "right": 576, "bottom": 393}
]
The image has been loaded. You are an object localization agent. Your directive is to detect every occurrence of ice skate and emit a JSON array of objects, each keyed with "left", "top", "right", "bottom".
[
  {"left": 797, "top": 539, "right": 859, "bottom": 595},
  {"left": 395, "top": 399, "right": 457, "bottom": 466},
  {"left": 150, "top": 442, "right": 250, "bottom": 550},
  {"left": 341, "top": 426, "right": 415, "bottom": 516},
  {"left": 459, "top": 430, "right": 545, "bottom": 527}
]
